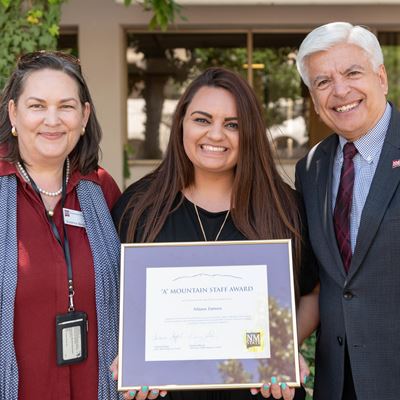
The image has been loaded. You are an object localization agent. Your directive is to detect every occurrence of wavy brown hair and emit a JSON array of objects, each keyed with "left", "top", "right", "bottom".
[
  {"left": 0, "top": 51, "right": 102, "bottom": 174},
  {"left": 120, "top": 67, "right": 303, "bottom": 282}
]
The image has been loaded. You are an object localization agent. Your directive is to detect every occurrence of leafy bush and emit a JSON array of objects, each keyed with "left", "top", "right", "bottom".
[
  {"left": 301, "top": 332, "right": 316, "bottom": 399},
  {"left": 0, "top": 0, "right": 64, "bottom": 89}
]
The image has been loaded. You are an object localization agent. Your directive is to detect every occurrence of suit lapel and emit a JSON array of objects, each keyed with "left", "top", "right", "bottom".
[
  {"left": 316, "top": 135, "right": 348, "bottom": 283},
  {"left": 349, "top": 107, "right": 400, "bottom": 279}
]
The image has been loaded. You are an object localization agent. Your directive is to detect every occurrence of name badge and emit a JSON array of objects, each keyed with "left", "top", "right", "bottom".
[{"left": 63, "top": 208, "right": 86, "bottom": 228}]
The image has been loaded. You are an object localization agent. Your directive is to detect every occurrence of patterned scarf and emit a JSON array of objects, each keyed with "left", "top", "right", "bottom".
[{"left": 0, "top": 175, "right": 122, "bottom": 400}]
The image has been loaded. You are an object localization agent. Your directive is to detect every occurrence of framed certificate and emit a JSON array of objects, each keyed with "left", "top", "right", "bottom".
[{"left": 118, "top": 240, "right": 300, "bottom": 391}]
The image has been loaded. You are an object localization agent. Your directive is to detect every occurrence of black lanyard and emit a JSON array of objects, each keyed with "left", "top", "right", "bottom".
[{"left": 25, "top": 161, "right": 76, "bottom": 312}]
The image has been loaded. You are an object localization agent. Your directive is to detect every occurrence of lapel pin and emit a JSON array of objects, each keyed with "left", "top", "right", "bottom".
[{"left": 392, "top": 159, "right": 400, "bottom": 169}]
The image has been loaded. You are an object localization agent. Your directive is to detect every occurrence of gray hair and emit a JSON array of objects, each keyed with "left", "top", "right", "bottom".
[{"left": 296, "top": 22, "right": 384, "bottom": 87}]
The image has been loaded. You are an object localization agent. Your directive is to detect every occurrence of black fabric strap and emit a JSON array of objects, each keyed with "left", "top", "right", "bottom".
[{"left": 24, "top": 160, "right": 75, "bottom": 311}]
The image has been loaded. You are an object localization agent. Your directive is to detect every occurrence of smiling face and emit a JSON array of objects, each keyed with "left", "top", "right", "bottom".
[
  {"left": 182, "top": 86, "right": 239, "bottom": 178},
  {"left": 306, "top": 43, "right": 388, "bottom": 141},
  {"left": 8, "top": 68, "right": 90, "bottom": 167}
]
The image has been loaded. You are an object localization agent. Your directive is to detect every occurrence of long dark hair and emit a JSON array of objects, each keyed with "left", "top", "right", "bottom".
[
  {"left": 120, "top": 67, "right": 302, "bottom": 279},
  {"left": 0, "top": 51, "right": 102, "bottom": 174}
]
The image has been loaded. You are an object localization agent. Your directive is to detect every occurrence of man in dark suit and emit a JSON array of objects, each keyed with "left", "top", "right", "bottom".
[{"left": 295, "top": 22, "right": 400, "bottom": 400}]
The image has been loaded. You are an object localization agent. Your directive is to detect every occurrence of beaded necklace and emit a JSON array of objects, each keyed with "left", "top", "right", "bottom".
[{"left": 16, "top": 158, "right": 70, "bottom": 197}]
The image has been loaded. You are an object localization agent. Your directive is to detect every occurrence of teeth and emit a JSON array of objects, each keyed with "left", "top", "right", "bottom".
[
  {"left": 335, "top": 102, "right": 359, "bottom": 113},
  {"left": 201, "top": 144, "right": 226, "bottom": 152}
]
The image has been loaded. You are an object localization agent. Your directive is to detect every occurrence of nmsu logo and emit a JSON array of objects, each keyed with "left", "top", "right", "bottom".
[{"left": 246, "top": 332, "right": 261, "bottom": 348}]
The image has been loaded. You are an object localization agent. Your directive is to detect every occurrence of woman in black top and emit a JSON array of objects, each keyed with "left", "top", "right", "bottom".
[{"left": 112, "top": 68, "right": 319, "bottom": 400}]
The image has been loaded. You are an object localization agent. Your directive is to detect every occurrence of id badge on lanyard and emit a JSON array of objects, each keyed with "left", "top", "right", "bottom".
[
  {"left": 56, "top": 311, "right": 88, "bottom": 365},
  {"left": 25, "top": 159, "right": 89, "bottom": 366}
]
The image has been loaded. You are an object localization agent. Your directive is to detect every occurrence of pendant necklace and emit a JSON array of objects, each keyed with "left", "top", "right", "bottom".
[
  {"left": 194, "top": 204, "right": 230, "bottom": 241},
  {"left": 16, "top": 158, "right": 70, "bottom": 217},
  {"left": 16, "top": 158, "right": 70, "bottom": 197}
]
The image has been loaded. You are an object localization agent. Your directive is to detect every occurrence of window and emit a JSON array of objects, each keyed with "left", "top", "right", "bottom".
[{"left": 126, "top": 32, "right": 247, "bottom": 159}]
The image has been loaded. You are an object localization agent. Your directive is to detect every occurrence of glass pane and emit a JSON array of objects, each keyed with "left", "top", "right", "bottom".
[
  {"left": 253, "top": 33, "right": 308, "bottom": 160},
  {"left": 58, "top": 31, "right": 78, "bottom": 56},
  {"left": 379, "top": 32, "right": 400, "bottom": 109},
  {"left": 126, "top": 33, "right": 247, "bottom": 159}
]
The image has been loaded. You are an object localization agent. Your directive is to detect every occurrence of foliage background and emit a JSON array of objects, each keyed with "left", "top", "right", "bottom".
[
  {"left": 382, "top": 44, "right": 400, "bottom": 108},
  {"left": 0, "top": 0, "right": 63, "bottom": 89},
  {"left": 301, "top": 333, "right": 316, "bottom": 399}
]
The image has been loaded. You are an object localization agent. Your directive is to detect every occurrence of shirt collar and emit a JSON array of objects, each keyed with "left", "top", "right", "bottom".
[
  {"left": 0, "top": 159, "right": 17, "bottom": 177},
  {"left": 338, "top": 102, "right": 391, "bottom": 164},
  {"left": 0, "top": 145, "right": 16, "bottom": 177},
  {"left": 67, "top": 167, "right": 100, "bottom": 192}
]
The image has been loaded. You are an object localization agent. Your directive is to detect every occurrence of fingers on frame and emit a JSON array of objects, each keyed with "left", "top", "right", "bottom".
[
  {"left": 260, "top": 384, "right": 271, "bottom": 398},
  {"left": 124, "top": 388, "right": 165, "bottom": 400},
  {"left": 281, "top": 385, "right": 295, "bottom": 400}
]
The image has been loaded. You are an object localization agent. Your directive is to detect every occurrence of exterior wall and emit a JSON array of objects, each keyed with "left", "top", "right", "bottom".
[{"left": 61, "top": 0, "right": 400, "bottom": 188}]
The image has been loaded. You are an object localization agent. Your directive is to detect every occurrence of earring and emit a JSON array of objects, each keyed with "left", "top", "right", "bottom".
[
  {"left": 11, "top": 126, "right": 17, "bottom": 137},
  {"left": 81, "top": 126, "right": 86, "bottom": 136}
]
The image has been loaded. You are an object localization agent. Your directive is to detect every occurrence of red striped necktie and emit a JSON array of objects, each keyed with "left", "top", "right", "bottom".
[{"left": 333, "top": 142, "right": 358, "bottom": 272}]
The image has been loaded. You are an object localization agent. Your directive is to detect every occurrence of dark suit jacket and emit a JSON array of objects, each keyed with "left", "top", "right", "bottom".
[{"left": 295, "top": 106, "right": 400, "bottom": 400}]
